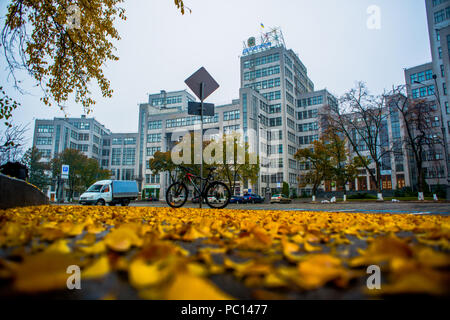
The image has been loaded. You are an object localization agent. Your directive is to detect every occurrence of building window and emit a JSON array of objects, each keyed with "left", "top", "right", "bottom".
[
  {"left": 37, "top": 149, "right": 52, "bottom": 158},
  {"left": 269, "top": 117, "right": 282, "bottom": 127},
  {"left": 262, "top": 91, "right": 281, "bottom": 101},
  {"left": 243, "top": 53, "right": 280, "bottom": 69},
  {"left": 287, "top": 118, "right": 295, "bottom": 130},
  {"left": 101, "top": 159, "right": 109, "bottom": 167},
  {"left": 124, "top": 137, "right": 136, "bottom": 145},
  {"left": 224, "top": 125, "right": 240, "bottom": 134},
  {"left": 147, "top": 133, "right": 161, "bottom": 143},
  {"left": 122, "top": 148, "right": 135, "bottom": 165},
  {"left": 269, "top": 104, "right": 281, "bottom": 114},
  {"left": 148, "top": 120, "right": 162, "bottom": 130},
  {"left": 433, "top": 0, "right": 449, "bottom": 7},
  {"left": 37, "top": 125, "right": 54, "bottom": 133},
  {"left": 439, "top": 47, "right": 443, "bottom": 59},
  {"left": 111, "top": 148, "right": 121, "bottom": 166},
  {"left": 288, "top": 145, "right": 297, "bottom": 155},
  {"left": 36, "top": 137, "right": 52, "bottom": 145},
  {"left": 223, "top": 110, "right": 240, "bottom": 121},
  {"left": 78, "top": 133, "right": 89, "bottom": 141},
  {"left": 297, "top": 95, "right": 323, "bottom": 107},
  {"left": 112, "top": 137, "right": 122, "bottom": 145},
  {"left": 145, "top": 174, "right": 160, "bottom": 184},
  {"left": 146, "top": 147, "right": 161, "bottom": 157},
  {"left": 244, "top": 77, "right": 281, "bottom": 91},
  {"left": 297, "top": 122, "right": 318, "bottom": 132},
  {"left": 78, "top": 144, "right": 88, "bottom": 152},
  {"left": 434, "top": 9, "right": 446, "bottom": 24},
  {"left": 432, "top": 116, "right": 440, "bottom": 127},
  {"left": 150, "top": 95, "right": 182, "bottom": 106},
  {"left": 299, "top": 135, "right": 319, "bottom": 145},
  {"left": 243, "top": 65, "right": 280, "bottom": 81},
  {"left": 297, "top": 109, "right": 318, "bottom": 120}
]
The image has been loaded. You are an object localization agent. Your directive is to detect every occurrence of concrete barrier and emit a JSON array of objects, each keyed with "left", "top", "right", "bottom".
[{"left": 0, "top": 173, "right": 49, "bottom": 209}]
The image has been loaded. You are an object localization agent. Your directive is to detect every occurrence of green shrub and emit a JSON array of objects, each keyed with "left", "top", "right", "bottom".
[{"left": 347, "top": 193, "right": 377, "bottom": 200}]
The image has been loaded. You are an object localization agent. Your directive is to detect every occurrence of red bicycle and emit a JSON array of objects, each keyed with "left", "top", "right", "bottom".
[{"left": 165, "top": 166, "right": 231, "bottom": 209}]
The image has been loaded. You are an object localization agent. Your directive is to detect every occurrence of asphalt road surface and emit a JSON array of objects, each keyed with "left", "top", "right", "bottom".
[{"left": 130, "top": 200, "right": 450, "bottom": 215}]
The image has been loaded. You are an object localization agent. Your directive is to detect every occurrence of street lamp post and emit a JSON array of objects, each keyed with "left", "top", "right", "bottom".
[{"left": 414, "top": 76, "right": 450, "bottom": 200}]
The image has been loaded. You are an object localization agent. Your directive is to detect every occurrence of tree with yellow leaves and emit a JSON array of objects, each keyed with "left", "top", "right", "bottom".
[
  {"left": 295, "top": 139, "right": 333, "bottom": 201},
  {"left": 0, "top": 0, "right": 188, "bottom": 125}
]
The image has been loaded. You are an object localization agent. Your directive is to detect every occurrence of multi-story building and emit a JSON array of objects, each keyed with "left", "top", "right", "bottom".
[
  {"left": 405, "top": 0, "right": 450, "bottom": 194},
  {"left": 33, "top": 115, "right": 111, "bottom": 164},
  {"left": 33, "top": 115, "right": 137, "bottom": 200},
  {"left": 404, "top": 63, "right": 447, "bottom": 189},
  {"left": 240, "top": 33, "right": 315, "bottom": 196},
  {"left": 35, "top": 24, "right": 444, "bottom": 201}
]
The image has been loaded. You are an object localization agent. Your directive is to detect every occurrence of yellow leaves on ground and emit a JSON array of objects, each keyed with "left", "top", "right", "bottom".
[
  {"left": 349, "top": 235, "right": 413, "bottom": 267},
  {"left": 44, "top": 239, "right": 71, "bottom": 254},
  {"left": 233, "top": 226, "right": 272, "bottom": 251},
  {"left": 13, "top": 253, "right": 79, "bottom": 293},
  {"left": 296, "top": 254, "right": 355, "bottom": 290},
  {"left": 104, "top": 224, "right": 143, "bottom": 252},
  {"left": 83, "top": 255, "right": 110, "bottom": 279},
  {"left": 374, "top": 271, "right": 449, "bottom": 296},
  {"left": 165, "top": 273, "right": 233, "bottom": 300},
  {"left": 0, "top": 205, "right": 449, "bottom": 298},
  {"left": 129, "top": 258, "right": 168, "bottom": 288}
]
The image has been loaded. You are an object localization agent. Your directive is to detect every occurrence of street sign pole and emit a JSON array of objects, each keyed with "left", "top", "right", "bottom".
[
  {"left": 184, "top": 67, "right": 219, "bottom": 209},
  {"left": 199, "top": 82, "right": 205, "bottom": 209}
]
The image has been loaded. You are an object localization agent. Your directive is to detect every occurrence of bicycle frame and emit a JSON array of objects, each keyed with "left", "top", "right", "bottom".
[{"left": 183, "top": 171, "right": 213, "bottom": 197}]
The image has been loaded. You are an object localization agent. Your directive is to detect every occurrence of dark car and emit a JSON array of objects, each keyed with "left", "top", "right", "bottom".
[
  {"left": 243, "top": 194, "right": 264, "bottom": 204},
  {"left": 229, "top": 196, "right": 244, "bottom": 204},
  {"left": 191, "top": 196, "right": 206, "bottom": 204},
  {"left": 146, "top": 195, "right": 159, "bottom": 202}
]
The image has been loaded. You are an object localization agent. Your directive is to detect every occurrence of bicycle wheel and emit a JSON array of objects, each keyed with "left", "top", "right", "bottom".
[
  {"left": 205, "top": 181, "right": 231, "bottom": 209},
  {"left": 166, "top": 182, "right": 188, "bottom": 208}
]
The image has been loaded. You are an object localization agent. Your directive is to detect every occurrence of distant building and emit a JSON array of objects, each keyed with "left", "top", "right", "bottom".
[
  {"left": 32, "top": 115, "right": 137, "bottom": 200},
  {"left": 401, "top": 0, "right": 450, "bottom": 191}
]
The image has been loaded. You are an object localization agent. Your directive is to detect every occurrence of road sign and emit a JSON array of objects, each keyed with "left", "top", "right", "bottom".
[
  {"left": 185, "top": 67, "right": 219, "bottom": 101},
  {"left": 188, "top": 102, "right": 215, "bottom": 116},
  {"left": 277, "top": 182, "right": 281, "bottom": 188},
  {"left": 184, "top": 67, "right": 219, "bottom": 209},
  {"left": 61, "top": 164, "right": 69, "bottom": 179}
]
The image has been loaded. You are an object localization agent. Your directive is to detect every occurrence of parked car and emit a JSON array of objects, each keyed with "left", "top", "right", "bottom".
[
  {"left": 243, "top": 194, "right": 264, "bottom": 204},
  {"left": 191, "top": 196, "right": 206, "bottom": 204},
  {"left": 270, "top": 194, "right": 291, "bottom": 203},
  {"left": 146, "top": 195, "right": 159, "bottom": 202},
  {"left": 79, "top": 180, "right": 138, "bottom": 206},
  {"left": 229, "top": 196, "right": 244, "bottom": 204}
]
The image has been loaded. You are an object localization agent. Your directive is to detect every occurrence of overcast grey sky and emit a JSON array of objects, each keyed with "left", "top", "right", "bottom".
[{"left": 0, "top": 0, "right": 431, "bottom": 142}]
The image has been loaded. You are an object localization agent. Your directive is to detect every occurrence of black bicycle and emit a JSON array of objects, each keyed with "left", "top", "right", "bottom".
[{"left": 166, "top": 166, "right": 231, "bottom": 209}]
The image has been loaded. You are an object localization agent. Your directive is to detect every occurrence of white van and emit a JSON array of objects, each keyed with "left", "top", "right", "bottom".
[{"left": 79, "top": 180, "right": 138, "bottom": 206}]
